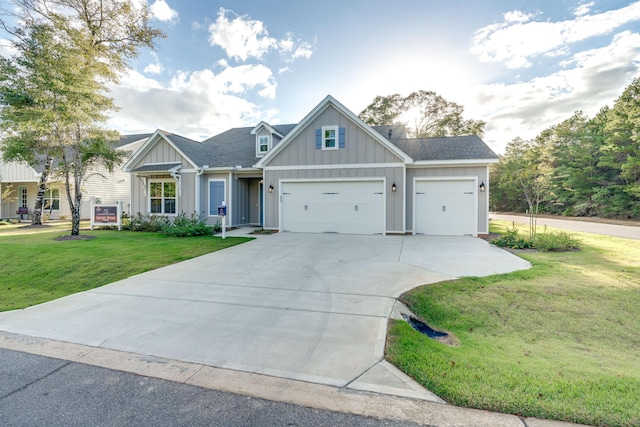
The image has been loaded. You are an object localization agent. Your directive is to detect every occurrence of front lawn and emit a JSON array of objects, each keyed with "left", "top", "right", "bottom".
[
  {"left": 0, "top": 229, "right": 250, "bottom": 311},
  {"left": 386, "top": 221, "right": 640, "bottom": 427}
]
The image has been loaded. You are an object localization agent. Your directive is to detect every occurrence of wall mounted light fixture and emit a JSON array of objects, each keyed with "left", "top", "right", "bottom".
[
  {"left": 268, "top": 185, "right": 274, "bottom": 193},
  {"left": 391, "top": 182, "right": 397, "bottom": 193},
  {"left": 479, "top": 181, "right": 486, "bottom": 192}
]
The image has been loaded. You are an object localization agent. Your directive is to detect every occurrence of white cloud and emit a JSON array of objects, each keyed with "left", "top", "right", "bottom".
[
  {"left": 143, "top": 52, "right": 163, "bottom": 74},
  {"left": 208, "top": 8, "right": 314, "bottom": 63},
  {"left": 574, "top": 2, "right": 595, "bottom": 17},
  {"left": 108, "top": 64, "right": 277, "bottom": 139},
  {"left": 471, "top": 1, "right": 640, "bottom": 68},
  {"left": 150, "top": 0, "right": 178, "bottom": 22},
  {"left": 470, "top": 31, "right": 640, "bottom": 152},
  {"left": 0, "top": 38, "right": 18, "bottom": 58}
]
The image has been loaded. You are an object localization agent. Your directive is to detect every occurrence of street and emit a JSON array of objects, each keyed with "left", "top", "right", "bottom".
[{"left": 0, "top": 348, "right": 421, "bottom": 427}]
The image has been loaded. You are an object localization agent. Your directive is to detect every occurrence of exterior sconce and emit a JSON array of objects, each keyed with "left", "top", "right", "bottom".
[
  {"left": 391, "top": 183, "right": 397, "bottom": 193},
  {"left": 479, "top": 181, "right": 486, "bottom": 192},
  {"left": 268, "top": 185, "right": 274, "bottom": 193}
]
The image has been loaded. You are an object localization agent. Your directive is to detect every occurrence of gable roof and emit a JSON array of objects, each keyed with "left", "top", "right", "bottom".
[
  {"left": 392, "top": 135, "right": 499, "bottom": 163},
  {"left": 201, "top": 124, "right": 296, "bottom": 168},
  {"left": 122, "top": 130, "right": 200, "bottom": 172},
  {"left": 254, "top": 95, "right": 413, "bottom": 168}
]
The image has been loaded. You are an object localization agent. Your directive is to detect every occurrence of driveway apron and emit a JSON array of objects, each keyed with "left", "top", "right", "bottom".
[{"left": 0, "top": 233, "right": 531, "bottom": 400}]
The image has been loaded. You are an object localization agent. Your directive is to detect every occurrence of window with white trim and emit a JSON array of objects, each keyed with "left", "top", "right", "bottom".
[
  {"left": 258, "top": 135, "right": 270, "bottom": 154},
  {"left": 149, "top": 180, "right": 176, "bottom": 214},
  {"left": 43, "top": 188, "right": 60, "bottom": 210},
  {"left": 322, "top": 126, "right": 338, "bottom": 150},
  {"left": 208, "top": 180, "right": 226, "bottom": 216}
]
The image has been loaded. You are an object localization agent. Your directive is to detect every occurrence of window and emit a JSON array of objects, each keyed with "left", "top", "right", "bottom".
[
  {"left": 322, "top": 126, "right": 338, "bottom": 150},
  {"left": 43, "top": 189, "right": 60, "bottom": 210},
  {"left": 258, "top": 135, "right": 270, "bottom": 154},
  {"left": 208, "top": 180, "right": 226, "bottom": 216},
  {"left": 149, "top": 181, "right": 176, "bottom": 214},
  {"left": 19, "top": 186, "right": 27, "bottom": 207}
]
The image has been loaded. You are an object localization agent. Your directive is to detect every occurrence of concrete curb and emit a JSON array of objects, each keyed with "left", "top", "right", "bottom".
[{"left": 0, "top": 331, "right": 588, "bottom": 427}]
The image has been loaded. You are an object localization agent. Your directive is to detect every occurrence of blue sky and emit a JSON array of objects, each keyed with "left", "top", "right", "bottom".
[{"left": 5, "top": 1, "right": 640, "bottom": 153}]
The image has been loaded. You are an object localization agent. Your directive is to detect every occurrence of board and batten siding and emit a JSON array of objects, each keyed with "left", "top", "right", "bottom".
[
  {"left": 132, "top": 138, "right": 192, "bottom": 169},
  {"left": 263, "top": 166, "right": 404, "bottom": 233},
  {"left": 266, "top": 106, "right": 404, "bottom": 167},
  {"left": 0, "top": 157, "right": 39, "bottom": 182},
  {"left": 406, "top": 166, "right": 489, "bottom": 234}
]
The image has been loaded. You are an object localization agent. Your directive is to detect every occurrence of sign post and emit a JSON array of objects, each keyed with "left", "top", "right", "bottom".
[{"left": 217, "top": 201, "right": 227, "bottom": 239}]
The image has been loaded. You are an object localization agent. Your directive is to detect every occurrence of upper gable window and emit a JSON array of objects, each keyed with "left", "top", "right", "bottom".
[
  {"left": 257, "top": 135, "right": 270, "bottom": 156},
  {"left": 322, "top": 126, "right": 338, "bottom": 150}
]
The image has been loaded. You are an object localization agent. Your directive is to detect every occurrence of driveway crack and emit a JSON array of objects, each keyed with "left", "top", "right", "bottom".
[{"left": 0, "top": 360, "right": 71, "bottom": 401}]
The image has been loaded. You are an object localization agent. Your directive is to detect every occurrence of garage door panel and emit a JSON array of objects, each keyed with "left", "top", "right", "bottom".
[
  {"left": 282, "top": 181, "right": 384, "bottom": 235},
  {"left": 415, "top": 180, "right": 475, "bottom": 236}
]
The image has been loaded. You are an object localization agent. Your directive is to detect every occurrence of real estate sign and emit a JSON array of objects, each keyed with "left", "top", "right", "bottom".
[{"left": 90, "top": 201, "right": 122, "bottom": 230}]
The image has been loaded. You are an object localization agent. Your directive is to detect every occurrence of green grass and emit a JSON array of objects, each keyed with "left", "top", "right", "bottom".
[
  {"left": 386, "top": 221, "right": 640, "bottom": 427},
  {"left": 0, "top": 229, "right": 250, "bottom": 311}
]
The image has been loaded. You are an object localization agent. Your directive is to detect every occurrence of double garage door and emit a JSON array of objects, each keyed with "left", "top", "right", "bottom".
[
  {"left": 414, "top": 179, "right": 476, "bottom": 236},
  {"left": 281, "top": 181, "right": 384, "bottom": 234}
]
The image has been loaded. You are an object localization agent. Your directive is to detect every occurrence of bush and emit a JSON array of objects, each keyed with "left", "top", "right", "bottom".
[
  {"left": 492, "top": 224, "right": 534, "bottom": 249},
  {"left": 492, "top": 223, "right": 581, "bottom": 252},
  {"left": 162, "top": 212, "right": 212, "bottom": 237},
  {"left": 534, "top": 229, "right": 581, "bottom": 252},
  {"left": 124, "top": 212, "right": 171, "bottom": 232}
]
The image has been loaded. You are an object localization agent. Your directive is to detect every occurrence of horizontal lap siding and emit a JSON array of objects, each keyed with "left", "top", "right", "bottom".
[{"left": 407, "top": 166, "right": 489, "bottom": 233}]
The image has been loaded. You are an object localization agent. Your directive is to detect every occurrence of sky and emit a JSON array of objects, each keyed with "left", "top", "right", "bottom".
[{"left": 5, "top": 1, "right": 640, "bottom": 153}]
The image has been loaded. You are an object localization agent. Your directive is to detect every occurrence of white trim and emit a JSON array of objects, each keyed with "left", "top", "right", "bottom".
[
  {"left": 254, "top": 95, "right": 412, "bottom": 168},
  {"left": 278, "top": 177, "right": 386, "bottom": 235},
  {"left": 207, "top": 178, "right": 227, "bottom": 217},
  {"left": 251, "top": 121, "right": 284, "bottom": 138},
  {"left": 264, "top": 162, "right": 403, "bottom": 171},
  {"left": 412, "top": 176, "right": 478, "bottom": 237},
  {"left": 410, "top": 159, "right": 499, "bottom": 167},
  {"left": 122, "top": 130, "right": 198, "bottom": 172},
  {"left": 321, "top": 125, "right": 339, "bottom": 151},
  {"left": 148, "top": 178, "right": 178, "bottom": 216},
  {"left": 256, "top": 134, "right": 271, "bottom": 157}
]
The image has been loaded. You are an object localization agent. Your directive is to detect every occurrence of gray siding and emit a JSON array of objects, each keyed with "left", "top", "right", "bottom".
[
  {"left": 131, "top": 138, "right": 192, "bottom": 170},
  {"left": 267, "top": 106, "right": 403, "bottom": 167},
  {"left": 264, "top": 166, "right": 404, "bottom": 233},
  {"left": 406, "top": 166, "right": 489, "bottom": 233}
]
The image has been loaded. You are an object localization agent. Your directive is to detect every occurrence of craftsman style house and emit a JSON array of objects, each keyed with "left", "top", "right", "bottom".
[{"left": 123, "top": 96, "right": 498, "bottom": 236}]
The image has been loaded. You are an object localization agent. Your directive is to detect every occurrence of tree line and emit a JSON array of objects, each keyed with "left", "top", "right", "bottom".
[{"left": 491, "top": 78, "right": 640, "bottom": 220}]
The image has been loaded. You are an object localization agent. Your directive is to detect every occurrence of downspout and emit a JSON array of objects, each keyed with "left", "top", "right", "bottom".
[{"left": 196, "top": 167, "right": 204, "bottom": 216}]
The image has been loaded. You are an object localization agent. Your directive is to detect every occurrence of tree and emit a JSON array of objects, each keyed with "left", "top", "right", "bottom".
[
  {"left": 0, "top": 0, "right": 162, "bottom": 234},
  {"left": 359, "top": 90, "right": 486, "bottom": 138}
]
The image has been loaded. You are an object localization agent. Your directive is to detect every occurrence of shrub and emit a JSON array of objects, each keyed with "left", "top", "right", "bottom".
[
  {"left": 492, "top": 223, "right": 534, "bottom": 249},
  {"left": 534, "top": 229, "right": 581, "bottom": 252},
  {"left": 162, "top": 212, "right": 212, "bottom": 237},
  {"left": 125, "top": 212, "right": 171, "bottom": 232}
]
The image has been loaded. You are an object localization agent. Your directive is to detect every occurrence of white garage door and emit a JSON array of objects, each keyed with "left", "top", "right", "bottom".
[
  {"left": 281, "top": 181, "right": 384, "bottom": 234},
  {"left": 414, "top": 179, "right": 476, "bottom": 236}
]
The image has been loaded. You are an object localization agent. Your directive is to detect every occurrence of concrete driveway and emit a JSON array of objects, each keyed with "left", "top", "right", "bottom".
[{"left": 0, "top": 232, "right": 530, "bottom": 401}]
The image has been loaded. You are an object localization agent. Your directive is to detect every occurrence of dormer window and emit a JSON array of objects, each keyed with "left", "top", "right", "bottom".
[{"left": 258, "top": 135, "right": 270, "bottom": 154}]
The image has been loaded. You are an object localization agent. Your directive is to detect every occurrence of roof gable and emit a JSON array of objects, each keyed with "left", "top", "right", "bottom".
[
  {"left": 122, "top": 130, "right": 199, "bottom": 172},
  {"left": 255, "top": 95, "right": 413, "bottom": 168}
]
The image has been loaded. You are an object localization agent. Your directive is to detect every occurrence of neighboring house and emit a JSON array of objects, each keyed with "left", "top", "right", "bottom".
[
  {"left": 80, "top": 134, "right": 151, "bottom": 219},
  {"left": 123, "top": 96, "right": 499, "bottom": 236},
  {"left": 0, "top": 134, "right": 151, "bottom": 221}
]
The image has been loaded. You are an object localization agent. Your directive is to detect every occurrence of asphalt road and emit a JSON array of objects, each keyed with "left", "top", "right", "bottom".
[
  {"left": 0, "top": 348, "right": 422, "bottom": 427},
  {"left": 490, "top": 213, "right": 640, "bottom": 240}
]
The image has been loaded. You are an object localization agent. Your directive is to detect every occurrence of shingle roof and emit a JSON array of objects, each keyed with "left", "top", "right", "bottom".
[
  {"left": 391, "top": 135, "right": 498, "bottom": 161},
  {"left": 200, "top": 124, "right": 297, "bottom": 168},
  {"left": 117, "top": 134, "right": 152, "bottom": 148},
  {"left": 131, "top": 162, "right": 182, "bottom": 173}
]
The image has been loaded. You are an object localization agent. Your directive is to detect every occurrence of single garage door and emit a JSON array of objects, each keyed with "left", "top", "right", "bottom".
[
  {"left": 281, "top": 181, "right": 384, "bottom": 234},
  {"left": 414, "top": 179, "right": 476, "bottom": 236}
]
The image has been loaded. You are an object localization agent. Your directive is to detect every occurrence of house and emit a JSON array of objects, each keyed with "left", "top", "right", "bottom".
[
  {"left": 123, "top": 95, "right": 498, "bottom": 236},
  {"left": 0, "top": 134, "right": 151, "bottom": 221}
]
